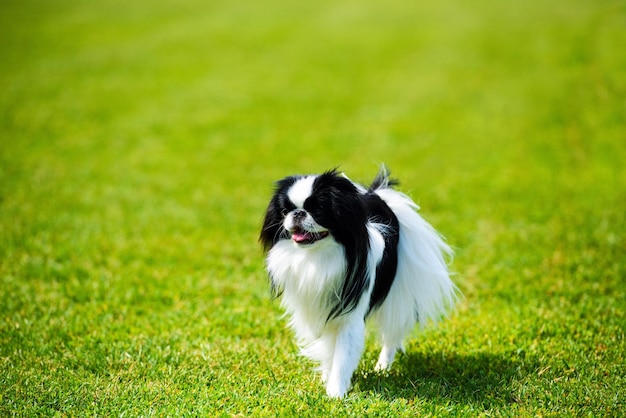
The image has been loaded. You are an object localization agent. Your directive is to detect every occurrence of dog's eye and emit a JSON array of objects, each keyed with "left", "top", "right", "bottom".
[{"left": 281, "top": 209, "right": 289, "bottom": 217}]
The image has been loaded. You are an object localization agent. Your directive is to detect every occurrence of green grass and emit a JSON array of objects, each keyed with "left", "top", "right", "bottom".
[{"left": 1, "top": 0, "right": 624, "bottom": 415}]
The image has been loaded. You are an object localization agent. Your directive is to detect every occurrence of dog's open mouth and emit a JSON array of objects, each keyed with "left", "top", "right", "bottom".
[{"left": 291, "top": 227, "right": 329, "bottom": 245}]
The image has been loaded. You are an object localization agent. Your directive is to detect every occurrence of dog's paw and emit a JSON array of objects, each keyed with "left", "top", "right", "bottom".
[
  {"left": 374, "top": 358, "right": 391, "bottom": 372},
  {"left": 325, "top": 379, "right": 349, "bottom": 399},
  {"left": 374, "top": 345, "right": 397, "bottom": 372}
]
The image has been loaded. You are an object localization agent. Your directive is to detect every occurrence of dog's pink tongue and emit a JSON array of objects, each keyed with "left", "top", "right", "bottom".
[{"left": 292, "top": 231, "right": 311, "bottom": 243}]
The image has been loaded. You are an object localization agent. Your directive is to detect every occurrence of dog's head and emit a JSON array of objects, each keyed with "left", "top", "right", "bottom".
[{"left": 260, "top": 169, "right": 366, "bottom": 251}]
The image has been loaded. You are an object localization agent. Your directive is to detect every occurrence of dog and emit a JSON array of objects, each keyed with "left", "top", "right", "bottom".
[{"left": 260, "top": 166, "right": 457, "bottom": 398}]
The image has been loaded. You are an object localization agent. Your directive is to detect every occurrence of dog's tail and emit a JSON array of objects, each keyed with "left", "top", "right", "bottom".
[{"left": 368, "top": 164, "right": 399, "bottom": 192}]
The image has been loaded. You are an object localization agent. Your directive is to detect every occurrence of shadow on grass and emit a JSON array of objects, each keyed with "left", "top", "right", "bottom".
[{"left": 356, "top": 350, "right": 535, "bottom": 408}]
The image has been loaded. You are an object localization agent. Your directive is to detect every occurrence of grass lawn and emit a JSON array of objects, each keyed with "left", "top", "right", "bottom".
[{"left": 1, "top": 0, "right": 624, "bottom": 415}]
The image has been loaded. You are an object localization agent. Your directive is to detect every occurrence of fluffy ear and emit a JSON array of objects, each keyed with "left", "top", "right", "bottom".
[
  {"left": 310, "top": 170, "right": 365, "bottom": 228},
  {"left": 259, "top": 198, "right": 282, "bottom": 252},
  {"left": 312, "top": 170, "right": 359, "bottom": 207},
  {"left": 259, "top": 176, "right": 299, "bottom": 251},
  {"left": 308, "top": 170, "right": 372, "bottom": 320}
]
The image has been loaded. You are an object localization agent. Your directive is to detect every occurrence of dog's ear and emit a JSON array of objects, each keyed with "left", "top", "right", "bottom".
[
  {"left": 259, "top": 176, "right": 299, "bottom": 251},
  {"left": 313, "top": 169, "right": 358, "bottom": 199},
  {"left": 259, "top": 198, "right": 282, "bottom": 252}
]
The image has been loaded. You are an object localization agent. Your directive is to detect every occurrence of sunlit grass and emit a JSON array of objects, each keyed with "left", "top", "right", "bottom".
[{"left": 1, "top": 0, "right": 624, "bottom": 415}]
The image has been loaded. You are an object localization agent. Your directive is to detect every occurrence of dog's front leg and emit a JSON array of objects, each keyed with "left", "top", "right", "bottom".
[{"left": 325, "top": 318, "right": 365, "bottom": 398}]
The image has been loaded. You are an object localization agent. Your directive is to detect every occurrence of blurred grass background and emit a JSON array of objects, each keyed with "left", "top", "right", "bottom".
[{"left": 1, "top": 0, "right": 624, "bottom": 415}]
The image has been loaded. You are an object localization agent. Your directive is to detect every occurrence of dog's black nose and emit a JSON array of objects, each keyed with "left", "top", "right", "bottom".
[{"left": 292, "top": 209, "right": 307, "bottom": 220}]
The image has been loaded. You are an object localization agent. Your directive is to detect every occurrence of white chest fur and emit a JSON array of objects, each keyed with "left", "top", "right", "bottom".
[{"left": 266, "top": 237, "right": 347, "bottom": 342}]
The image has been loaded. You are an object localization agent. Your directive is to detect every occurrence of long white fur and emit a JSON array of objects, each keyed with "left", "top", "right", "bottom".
[
  {"left": 265, "top": 175, "right": 457, "bottom": 398},
  {"left": 370, "top": 187, "right": 457, "bottom": 370}
]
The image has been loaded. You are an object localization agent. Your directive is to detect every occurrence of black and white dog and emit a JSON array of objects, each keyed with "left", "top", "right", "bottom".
[{"left": 260, "top": 166, "right": 457, "bottom": 398}]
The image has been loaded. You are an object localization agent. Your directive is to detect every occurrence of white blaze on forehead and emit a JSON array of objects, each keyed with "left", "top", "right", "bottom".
[{"left": 287, "top": 175, "right": 316, "bottom": 208}]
